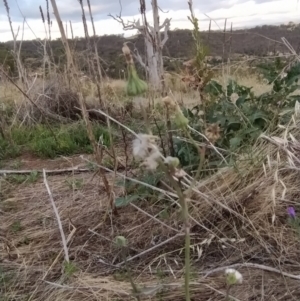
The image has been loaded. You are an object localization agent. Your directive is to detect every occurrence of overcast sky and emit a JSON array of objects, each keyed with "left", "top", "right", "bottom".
[{"left": 0, "top": 0, "right": 299, "bottom": 42}]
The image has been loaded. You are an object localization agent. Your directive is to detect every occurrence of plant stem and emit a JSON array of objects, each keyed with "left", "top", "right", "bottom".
[
  {"left": 182, "top": 196, "right": 191, "bottom": 301},
  {"left": 166, "top": 106, "right": 175, "bottom": 157},
  {"left": 122, "top": 247, "right": 141, "bottom": 301},
  {"left": 225, "top": 284, "right": 231, "bottom": 301},
  {"left": 161, "top": 163, "right": 190, "bottom": 301}
]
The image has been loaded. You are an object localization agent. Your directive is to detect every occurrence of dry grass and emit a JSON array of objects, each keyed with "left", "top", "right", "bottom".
[
  {"left": 0, "top": 65, "right": 276, "bottom": 120},
  {"left": 1, "top": 111, "right": 300, "bottom": 300}
]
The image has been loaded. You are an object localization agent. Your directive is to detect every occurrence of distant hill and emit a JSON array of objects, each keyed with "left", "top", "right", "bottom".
[{"left": 1, "top": 23, "right": 299, "bottom": 78}]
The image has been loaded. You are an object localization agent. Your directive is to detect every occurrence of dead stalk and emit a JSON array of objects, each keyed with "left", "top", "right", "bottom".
[
  {"left": 49, "top": 0, "right": 115, "bottom": 212},
  {"left": 43, "top": 169, "right": 69, "bottom": 263}
]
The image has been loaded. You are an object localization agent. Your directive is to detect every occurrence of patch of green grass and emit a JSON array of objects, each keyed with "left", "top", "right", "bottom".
[
  {"left": 0, "top": 121, "right": 111, "bottom": 159},
  {"left": 63, "top": 261, "right": 78, "bottom": 278},
  {"left": 6, "top": 171, "right": 39, "bottom": 184},
  {"left": 0, "top": 139, "right": 21, "bottom": 160}
]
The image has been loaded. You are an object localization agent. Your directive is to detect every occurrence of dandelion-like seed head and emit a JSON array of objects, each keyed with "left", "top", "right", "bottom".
[
  {"left": 141, "top": 151, "right": 161, "bottom": 170},
  {"left": 133, "top": 134, "right": 161, "bottom": 170},
  {"left": 122, "top": 43, "right": 131, "bottom": 56},
  {"left": 230, "top": 93, "right": 239, "bottom": 104},
  {"left": 133, "top": 134, "right": 158, "bottom": 160},
  {"left": 162, "top": 96, "right": 177, "bottom": 111}
]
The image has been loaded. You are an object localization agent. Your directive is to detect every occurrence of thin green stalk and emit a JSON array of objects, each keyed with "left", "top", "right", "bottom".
[
  {"left": 183, "top": 200, "right": 191, "bottom": 301},
  {"left": 160, "top": 163, "right": 190, "bottom": 301},
  {"left": 225, "top": 284, "right": 231, "bottom": 301},
  {"left": 122, "top": 247, "right": 141, "bottom": 301},
  {"left": 183, "top": 129, "right": 206, "bottom": 197}
]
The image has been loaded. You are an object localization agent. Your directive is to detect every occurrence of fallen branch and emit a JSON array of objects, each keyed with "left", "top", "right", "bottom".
[
  {"left": 0, "top": 166, "right": 93, "bottom": 175},
  {"left": 202, "top": 262, "right": 300, "bottom": 281},
  {"left": 43, "top": 169, "right": 69, "bottom": 263}
]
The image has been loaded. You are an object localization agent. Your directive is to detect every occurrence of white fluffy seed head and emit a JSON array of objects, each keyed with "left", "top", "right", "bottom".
[
  {"left": 230, "top": 93, "right": 239, "bottom": 104},
  {"left": 133, "top": 133, "right": 162, "bottom": 170},
  {"left": 132, "top": 134, "right": 157, "bottom": 160},
  {"left": 141, "top": 151, "right": 161, "bottom": 170},
  {"left": 225, "top": 268, "right": 243, "bottom": 285}
]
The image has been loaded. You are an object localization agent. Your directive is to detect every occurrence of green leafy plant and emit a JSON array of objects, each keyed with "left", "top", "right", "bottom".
[
  {"left": 174, "top": 60, "right": 300, "bottom": 177},
  {"left": 256, "top": 57, "right": 285, "bottom": 83},
  {"left": 63, "top": 261, "right": 77, "bottom": 278}
]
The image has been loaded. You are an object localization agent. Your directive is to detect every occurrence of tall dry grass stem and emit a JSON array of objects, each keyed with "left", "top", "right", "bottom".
[
  {"left": 49, "top": 0, "right": 114, "bottom": 212},
  {"left": 81, "top": 0, "right": 118, "bottom": 175},
  {"left": 3, "top": 0, "right": 27, "bottom": 89}
]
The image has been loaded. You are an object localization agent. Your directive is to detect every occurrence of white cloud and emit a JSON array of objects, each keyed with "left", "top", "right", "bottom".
[{"left": 0, "top": 0, "right": 299, "bottom": 42}]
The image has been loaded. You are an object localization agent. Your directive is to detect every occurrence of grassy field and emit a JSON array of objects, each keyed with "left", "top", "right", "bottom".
[{"left": 2, "top": 2, "right": 300, "bottom": 301}]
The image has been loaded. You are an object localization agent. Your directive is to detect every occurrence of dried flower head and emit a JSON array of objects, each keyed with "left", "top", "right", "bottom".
[
  {"left": 205, "top": 123, "right": 221, "bottom": 144},
  {"left": 39, "top": 6, "right": 45, "bottom": 23},
  {"left": 162, "top": 96, "right": 177, "bottom": 110},
  {"left": 225, "top": 268, "right": 243, "bottom": 285},
  {"left": 141, "top": 150, "right": 161, "bottom": 170},
  {"left": 122, "top": 43, "right": 131, "bottom": 56},
  {"left": 230, "top": 93, "right": 239, "bottom": 104},
  {"left": 133, "top": 134, "right": 158, "bottom": 160},
  {"left": 133, "top": 134, "right": 162, "bottom": 170},
  {"left": 173, "top": 168, "right": 187, "bottom": 179}
]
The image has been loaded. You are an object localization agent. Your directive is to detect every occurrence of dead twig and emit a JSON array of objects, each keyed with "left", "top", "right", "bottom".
[
  {"left": 116, "top": 233, "right": 184, "bottom": 266},
  {"left": 202, "top": 263, "right": 300, "bottom": 281},
  {"left": 0, "top": 166, "right": 92, "bottom": 175},
  {"left": 43, "top": 169, "right": 69, "bottom": 263},
  {"left": 130, "top": 203, "right": 180, "bottom": 233}
]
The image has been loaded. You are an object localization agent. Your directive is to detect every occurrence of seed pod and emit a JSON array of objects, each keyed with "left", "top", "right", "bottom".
[{"left": 122, "top": 43, "right": 148, "bottom": 96}]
